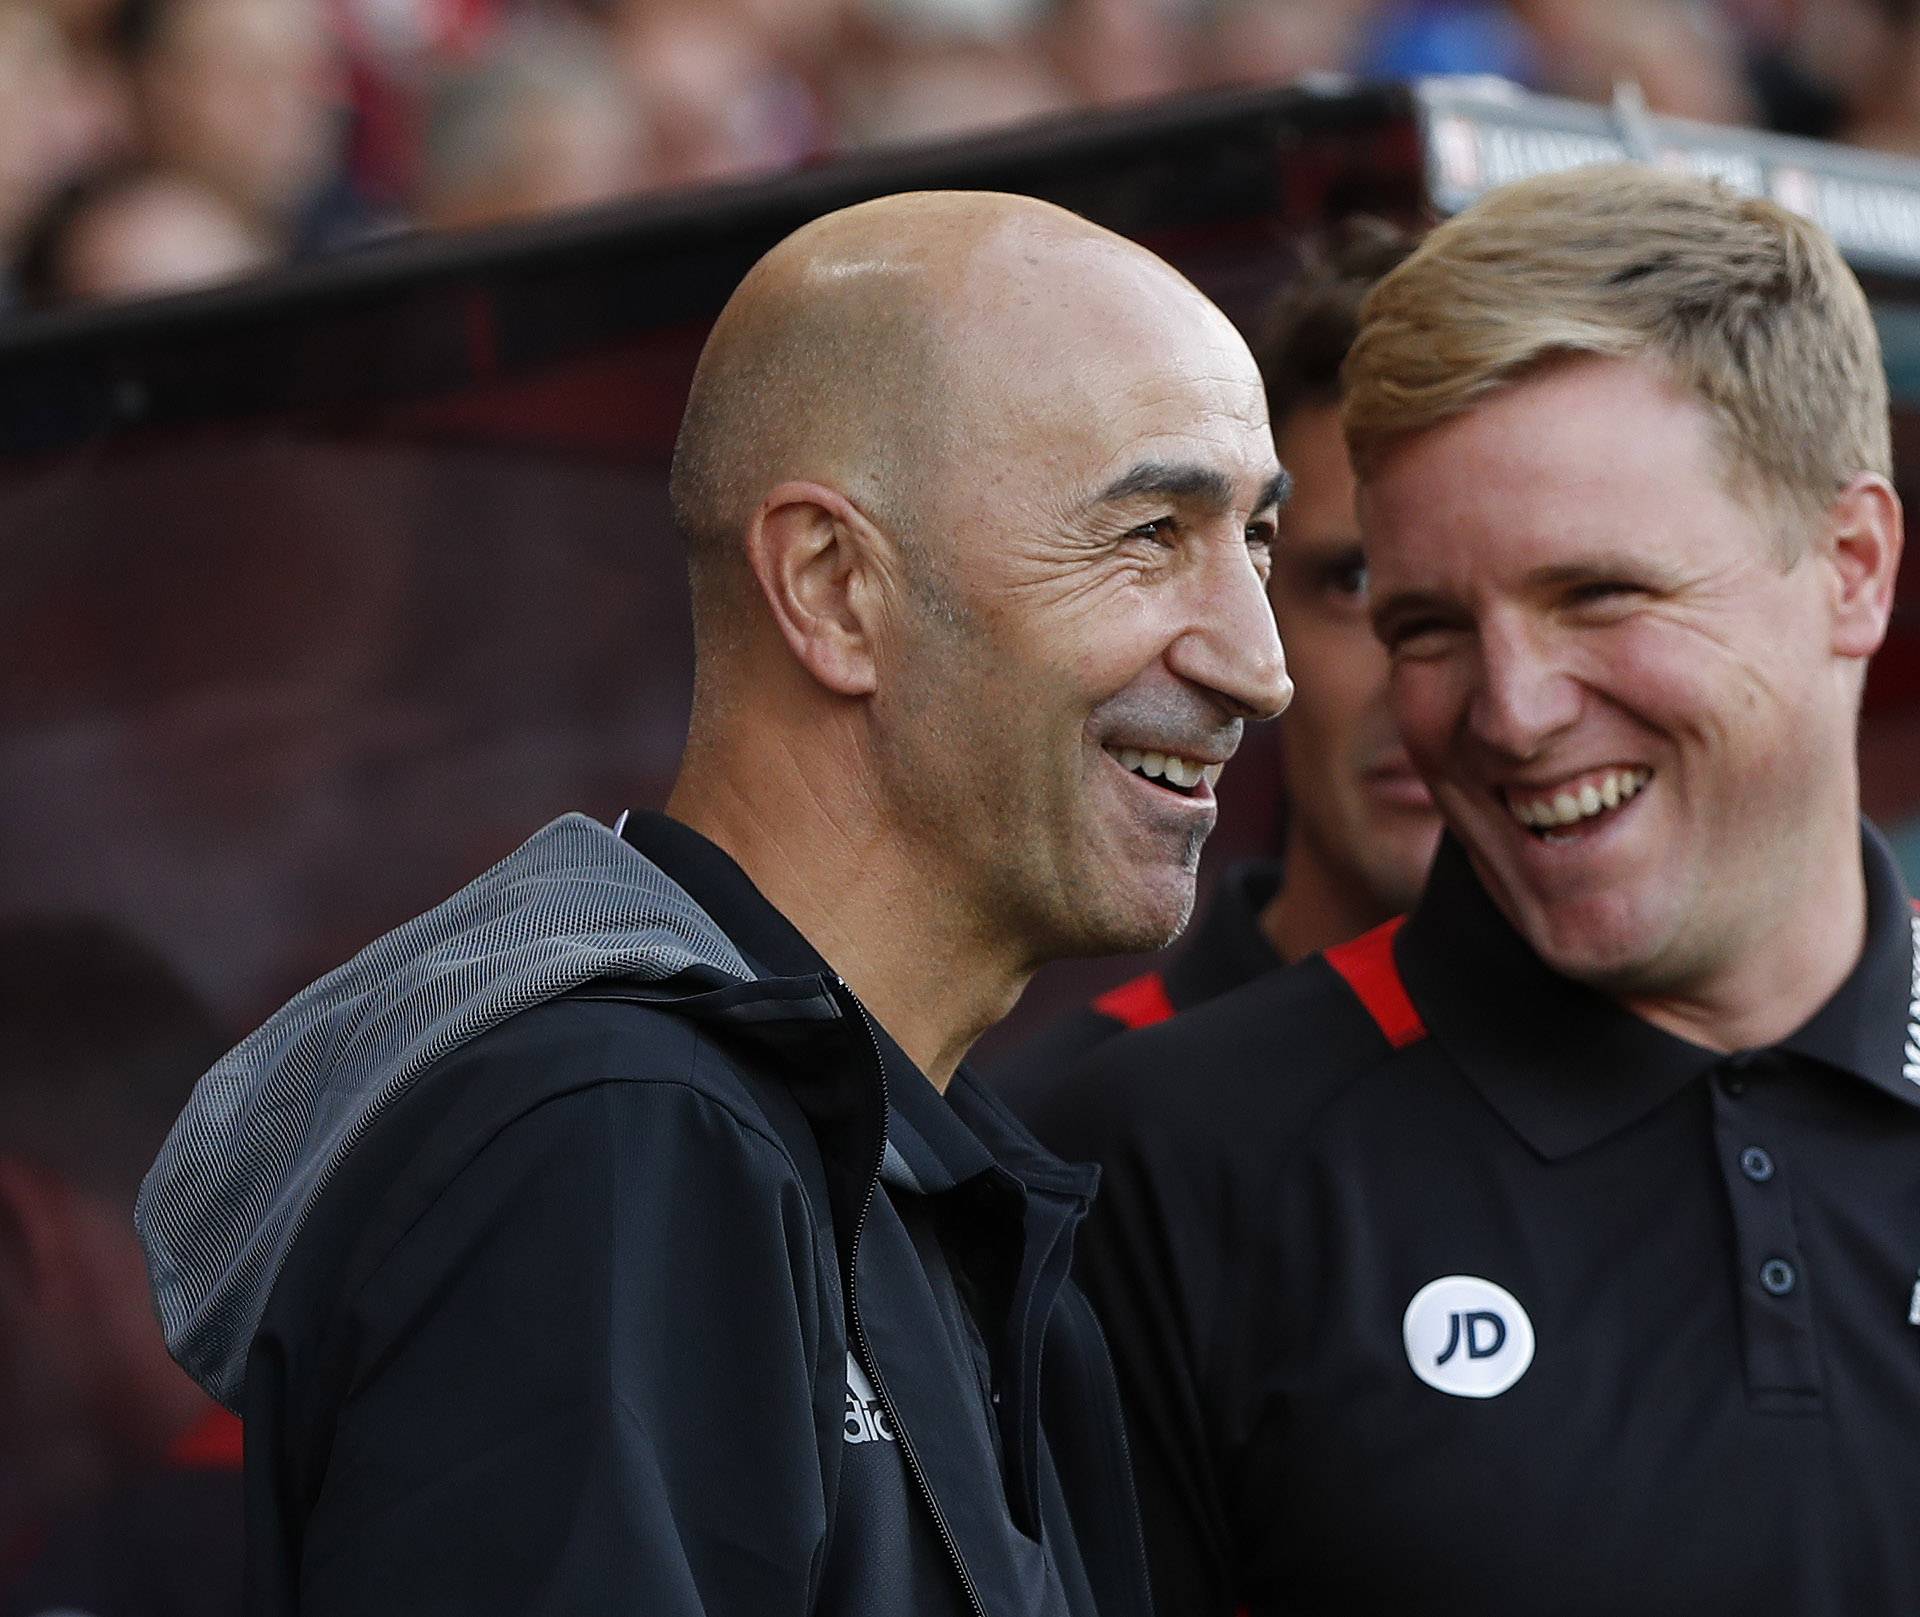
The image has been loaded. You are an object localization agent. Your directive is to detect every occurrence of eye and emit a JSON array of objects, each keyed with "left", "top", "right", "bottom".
[
  {"left": 1127, "top": 516, "right": 1177, "bottom": 545},
  {"left": 1320, "top": 552, "right": 1368, "bottom": 602},
  {"left": 1380, "top": 616, "right": 1461, "bottom": 660},
  {"left": 1565, "top": 579, "right": 1642, "bottom": 613}
]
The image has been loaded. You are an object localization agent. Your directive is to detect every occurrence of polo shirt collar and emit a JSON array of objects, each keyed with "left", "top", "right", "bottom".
[
  {"left": 1397, "top": 821, "right": 1920, "bottom": 1161},
  {"left": 1776, "top": 819, "right": 1920, "bottom": 1105}
]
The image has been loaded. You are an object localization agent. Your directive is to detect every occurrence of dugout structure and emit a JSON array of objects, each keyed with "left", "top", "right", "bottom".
[{"left": 2, "top": 79, "right": 1916, "bottom": 1042}]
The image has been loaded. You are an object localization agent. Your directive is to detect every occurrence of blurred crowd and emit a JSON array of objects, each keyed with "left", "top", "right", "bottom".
[{"left": 0, "top": 0, "right": 1919, "bottom": 315}]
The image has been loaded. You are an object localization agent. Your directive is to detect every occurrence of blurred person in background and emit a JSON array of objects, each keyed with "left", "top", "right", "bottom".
[
  {"left": 1047, "top": 0, "right": 1195, "bottom": 110},
  {"left": 1351, "top": 0, "right": 1540, "bottom": 81},
  {"left": 994, "top": 218, "right": 1441, "bottom": 1084},
  {"left": 1807, "top": 0, "right": 1920, "bottom": 156},
  {"left": 1197, "top": 0, "right": 1372, "bottom": 90},
  {"left": 833, "top": 0, "right": 1075, "bottom": 151},
  {"left": 0, "top": 3, "right": 99, "bottom": 309},
  {"left": 35, "top": 0, "right": 145, "bottom": 168},
  {"left": 418, "top": 18, "right": 654, "bottom": 231},
  {"left": 12, "top": 164, "right": 276, "bottom": 308},
  {"left": 716, "top": 0, "right": 859, "bottom": 111},
  {"left": 1515, "top": 0, "right": 1756, "bottom": 125},
  {"left": 610, "top": 0, "right": 825, "bottom": 189},
  {"left": 326, "top": 0, "right": 507, "bottom": 212},
  {"left": 0, "top": 918, "right": 239, "bottom": 1617},
  {"left": 124, "top": 0, "right": 373, "bottom": 256},
  {"left": 836, "top": 34, "right": 1077, "bottom": 148}
]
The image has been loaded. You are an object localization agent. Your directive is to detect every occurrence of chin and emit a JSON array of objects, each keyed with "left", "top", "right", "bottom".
[
  {"left": 1060, "top": 867, "right": 1196, "bottom": 959},
  {"left": 1515, "top": 895, "right": 1676, "bottom": 994}
]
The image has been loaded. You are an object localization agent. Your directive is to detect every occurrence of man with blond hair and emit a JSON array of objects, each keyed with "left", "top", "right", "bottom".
[{"left": 1022, "top": 163, "right": 1919, "bottom": 1615}]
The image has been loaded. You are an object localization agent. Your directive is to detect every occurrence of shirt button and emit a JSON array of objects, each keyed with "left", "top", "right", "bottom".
[
  {"left": 1760, "top": 1258, "right": 1797, "bottom": 1297},
  {"left": 1740, "top": 1146, "right": 1775, "bottom": 1182}
]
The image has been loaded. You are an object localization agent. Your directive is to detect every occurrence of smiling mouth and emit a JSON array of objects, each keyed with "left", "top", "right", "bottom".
[
  {"left": 1504, "top": 767, "right": 1652, "bottom": 841},
  {"left": 1105, "top": 745, "right": 1224, "bottom": 798}
]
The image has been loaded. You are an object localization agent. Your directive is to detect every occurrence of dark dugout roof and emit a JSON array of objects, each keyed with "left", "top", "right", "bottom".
[
  {"left": 12, "top": 75, "right": 1920, "bottom": 452},
  {"left": 0, "top": 81, "right": 1420, "bottom": 459}
]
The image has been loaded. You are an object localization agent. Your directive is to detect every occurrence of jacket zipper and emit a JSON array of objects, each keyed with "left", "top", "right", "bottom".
[{"left": 832, "top": 976, "right": 990, "bottom": 1617}]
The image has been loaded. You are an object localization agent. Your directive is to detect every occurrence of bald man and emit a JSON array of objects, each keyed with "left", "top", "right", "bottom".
[{"left": 138, "top": 192, "right": 1291, "bottom": 1617}]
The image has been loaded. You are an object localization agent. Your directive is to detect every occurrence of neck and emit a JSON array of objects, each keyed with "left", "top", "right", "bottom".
[
  {"left": 1260, "top": 830, "right": 1398, "bottom": 965},
  {"left": 1621, "top": 809, "right": 1868, "bottom": 1053},
  {"left": 667, "top": 728, "right": 1031, "bottom": 1092}
]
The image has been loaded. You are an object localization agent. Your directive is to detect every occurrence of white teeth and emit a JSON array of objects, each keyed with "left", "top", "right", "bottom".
[
  {"left": 1108, "top": 745, "right": 1216, "bottom": 791},
  {"left": 1507, "top": 769, "right": 1651, "bottom": 832}
]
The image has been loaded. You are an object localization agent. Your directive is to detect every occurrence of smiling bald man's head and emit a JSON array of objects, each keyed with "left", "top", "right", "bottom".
[
  {"left": 664, "top": 187, "right": 1288, "bottom": 981},
  {"left": 668, "top": 191, "right": 1233, "bottom": 650}
]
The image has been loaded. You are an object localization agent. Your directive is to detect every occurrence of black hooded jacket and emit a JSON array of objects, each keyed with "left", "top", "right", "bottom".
[{"left": 137, "top": 812, "right": 1151, "bottom": 1617}]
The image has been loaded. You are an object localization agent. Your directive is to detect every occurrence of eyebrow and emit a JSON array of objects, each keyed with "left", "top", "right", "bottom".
[
  {"left": 1092, "top": 460, "right": 1292, "bottom": 514},
  {"left": 1369, "top": 556, "right": 1678, "bottom": 633}
]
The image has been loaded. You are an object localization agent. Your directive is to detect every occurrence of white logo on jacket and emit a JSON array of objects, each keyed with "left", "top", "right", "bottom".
[
  {"left": 1403, "top": 1275, "right": 1536, "bottom": 1399},
  {"left": 845, "top": 1352, "right": 897, "bottom": 1445}
]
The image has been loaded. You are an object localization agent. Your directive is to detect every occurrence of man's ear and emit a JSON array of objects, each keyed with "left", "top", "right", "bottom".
[
  {"left": 744, "top": 481, "right": 888, "bottom": 698},
  {"left": 1825, "top": 473, "right": 1904, "bottom": 661}
]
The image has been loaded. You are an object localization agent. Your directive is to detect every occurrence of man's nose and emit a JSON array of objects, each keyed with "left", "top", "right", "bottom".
[
  {"left": 1466, "top": 621, "right": 1581, "bottom": 760},
  {"left": 1166, "top": 542, "right": 1293, "bottom": 721}
]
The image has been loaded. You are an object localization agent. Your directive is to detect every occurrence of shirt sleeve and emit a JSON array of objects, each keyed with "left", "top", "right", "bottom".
[
  {"left": 1018, "top": 1048, "right": 1242, "bottom": 1617},
  {"left": 293, "top": 1077, "right": 833, "bottom": 1617}
]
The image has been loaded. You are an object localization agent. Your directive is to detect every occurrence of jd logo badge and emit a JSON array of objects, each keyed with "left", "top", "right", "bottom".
[{"left": 1403, "top": 1275, "right": 1535, "bottom": 1399}]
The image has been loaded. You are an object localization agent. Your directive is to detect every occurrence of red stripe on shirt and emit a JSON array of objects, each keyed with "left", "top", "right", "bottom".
[
  {"left": 1091, "top": 970, "right": 1177, "bottom": 1031},
  {"left": 165, "top": 1406, "right": 244, "bottom": 1471},
  {"left": 1324, "top": 916, "right": 1427, "bottom": 1049}
]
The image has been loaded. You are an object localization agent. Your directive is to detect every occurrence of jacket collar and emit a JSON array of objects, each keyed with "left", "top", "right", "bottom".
[
  {"left": 620, "top": 811, "right": 1096, "bottom": 1203},
  {"left": 1397, "top": 822, "right": 1920, "bottom": 1161},
  {"left": 620, "top": 809, "right": 822, "bottom": 980}
]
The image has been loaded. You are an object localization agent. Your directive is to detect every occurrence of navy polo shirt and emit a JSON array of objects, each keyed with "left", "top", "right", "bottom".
[{"left": 1018, "top": 824, "right": 1920, "bottom": 1616}]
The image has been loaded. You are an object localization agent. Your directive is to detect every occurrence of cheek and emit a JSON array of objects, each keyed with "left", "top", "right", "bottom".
[
  {"left": 1280, "top": 640, "right": 1369, "bottom": 761},
  {"left": 1575, "top": 618, "right": 1783, "bottom": 745},
  {"left": 1387, "top": 660, "right": 1466, "bottom": 768}
]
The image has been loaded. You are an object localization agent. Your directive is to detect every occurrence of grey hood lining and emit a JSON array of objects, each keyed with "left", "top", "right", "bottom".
[{"left": 135, "top": 813, "right": 756, "bottom": 1408}]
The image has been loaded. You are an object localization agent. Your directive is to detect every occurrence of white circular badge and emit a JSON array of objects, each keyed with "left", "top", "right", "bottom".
[{"left": 1402, "top": 1275, "right": 1536, "bottom": 1399}]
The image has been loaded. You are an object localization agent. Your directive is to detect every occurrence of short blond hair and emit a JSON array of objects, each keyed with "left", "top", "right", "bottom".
[{"left": 1343, "top": 163, "right": 1890, "bottom": 525}]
